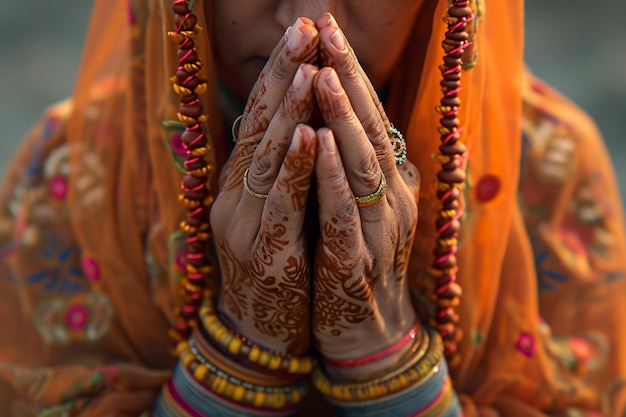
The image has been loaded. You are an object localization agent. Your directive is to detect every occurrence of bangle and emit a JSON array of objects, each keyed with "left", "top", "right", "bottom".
[
  {"left": 312, "top": 327, "right": 443, "bottom": 403},
  {"left": 176, "top": 337, "right": 306, "bottom": 410},
  {"left": 198, "top": 299, "right": 315, "bottom": 377},
  {"left": 321, "top": 318, "right": 421, "bottom": 368},
  {"left": 155, "top": 362, "right": 300, "bottom": 417}
]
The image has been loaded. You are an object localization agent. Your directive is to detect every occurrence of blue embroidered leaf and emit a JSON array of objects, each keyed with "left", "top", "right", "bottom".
[
  {"left": 43, "top": 276, "right": 58, "bottom": 291},
  {"left": 535, "top": 251, "right": 549, "bottom": 266},
  {"left": 539, "top": 281, "right": 556, "bottom": 291},
  {"left": 27, "top": 270, "right": 50, "bottom": 283},
  {"left": 66, "top": 267, "right": 84, "bottom": 278},
  {"left": 541, "top": 269, "right": 568, "bottom": 282},
  {"left": 58, "top": 247, "right": 75, "bottom": 263}
]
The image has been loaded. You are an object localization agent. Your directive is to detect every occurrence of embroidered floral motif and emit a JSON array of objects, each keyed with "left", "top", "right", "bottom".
[
  {"left": 539, "top": 319, "right": 609, "bottom": 374},
  {"left": 534, "top": 249, "right": 568, "bottom": 292},
  {"left": 169, "top": 231, "right": 188, "bottom": 283},
  {"left": 516, "top": 332, "right": 537, "bottom": 358},
  {"left": 27, "top": 245, "right": 85, "bottom": 295},
  {"left": 48, "top": 176, "right": 68, "bottom": 200},
  {"left": 522, "top": 113, "right": 578, "bottom": 186},
  {"left": 171, "top": 132, "right": 187, "bottom": 157},
  {"left": 82, "top": 257, "right": 100, "bottom": 283},
  {"left": 162, "top": 120, "right": 189, "bottom": 174},
  {"left": 65, "top": 305, "right": 89, "bottom": 330},
  {"left": 34, "top": 292, "right": 114, "bottom": 343}
]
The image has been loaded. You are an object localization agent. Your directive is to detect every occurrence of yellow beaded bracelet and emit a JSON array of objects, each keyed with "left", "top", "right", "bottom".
[
  {"left": 198, "top": 299, "right": 316, "bottom": 376},
  {"left": 177, "top": 338, "right": 306, "bottom": 410},
  {"left": 312, "top": 327, "right": 444, "bottom": 403}
]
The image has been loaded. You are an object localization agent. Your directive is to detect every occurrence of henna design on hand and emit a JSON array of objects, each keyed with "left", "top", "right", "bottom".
[
  {"left": 251, "top": 254, "right": 310, "bottom": 354},
  {"left": 313, "top": 217, "right": 377, "bottom": 338},
  {"left": 216, "top": 239, "right": 251, "bottom": 321},
  {"left": 249, "top": 218, "right": 289, "bottom": 275},
  {"left": 277, "top": 136, "right": 316, "bottom": 211},
  {"left": 394, "top": 219, "right": 417, "bottom": 283}
]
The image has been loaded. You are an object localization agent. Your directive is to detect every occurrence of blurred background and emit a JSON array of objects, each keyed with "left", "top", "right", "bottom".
[{"left": 1, "top": 1, "right": 625, "bottom": 203}]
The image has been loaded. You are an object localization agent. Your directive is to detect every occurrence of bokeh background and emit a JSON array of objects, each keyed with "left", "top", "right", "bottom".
[{"left": 1, "top": 1, "right": 625, "bottom": 202}]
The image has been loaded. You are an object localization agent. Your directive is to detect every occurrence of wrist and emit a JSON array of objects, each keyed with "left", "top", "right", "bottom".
[
  {"left": 199, "top": 299, "right": 315, "bottom": 379},
  {"left": 322, "top": 316, "right": 422, "bottom": 381},
  {"left": 155, "top": 328, "right": 308, "bottom": 417},
  {"left": 313, "top": 328, "right": 461, "bottom": 417}
]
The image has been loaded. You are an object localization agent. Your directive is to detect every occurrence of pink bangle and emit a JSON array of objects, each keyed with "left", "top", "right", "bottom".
[{"left": 321, "top": 319, "right": 421, "bottom": 368}]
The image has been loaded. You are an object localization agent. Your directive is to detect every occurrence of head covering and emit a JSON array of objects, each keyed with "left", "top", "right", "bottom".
[{"left": 4, "top": 0, "right": 626, "bottom": 415}]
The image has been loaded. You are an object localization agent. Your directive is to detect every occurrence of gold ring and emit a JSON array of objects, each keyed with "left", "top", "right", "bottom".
[
  {"left": 243, "top": 167, "right": 268, "bottom": 200},
  {"left": 390, "top": 126, "right": 407, "bottom": 165},
  {"left": 355, "top": 173, "right": 386, "bottom": 208},
  {"left": 231, "top": 115, "right": 243, "bottom": 142}
]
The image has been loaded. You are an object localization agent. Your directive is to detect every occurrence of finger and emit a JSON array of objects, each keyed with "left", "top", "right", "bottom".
[
  {"left": 316, "top": 14, "right": 389, "bottom": 127},
  {"left": 313, "top": 68, "right": 389, "bottom": 205},
  {"left": 316, "top": 14, "right": 395, "bottom": 174},
  {"left": 257, "top": 124, "right": 317, "bottom": 249},
  {"left": 240, "top": 17, "right": 319, "bottom": 140},
  {"left": 224, "top": 18, "right": 319, "bottom": 192},
  {"left": 315, "top": 127, "right": 363, "bottom": 250},
  {"left": 246, "top": 64, "right": 318, "bottom": 197}
]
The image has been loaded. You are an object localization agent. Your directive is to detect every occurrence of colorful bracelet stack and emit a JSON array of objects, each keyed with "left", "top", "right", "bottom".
[
  {"left": 313, "top": 327, "right": 461, "bottom": 417},
  {"left": 154, "top": 329, "right": 309, "bottom": 417},
  {"left": 156, "top": 297, "right": 316, "bottom": 417},
  {"left": 198, "top": 300, "right": 316, "bottom": 378}
]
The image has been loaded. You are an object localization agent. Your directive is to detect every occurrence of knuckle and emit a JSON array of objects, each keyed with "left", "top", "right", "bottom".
[
  {"left": 338, "top": 57, "right": 360, "bottom": 82},
  {"left": 249, "top": 158, "right": 274, "bottom": 187},
  {"left": 271, "top": 55, "right": 291, "bottom": 82},
  {"left": 326, "top": 162, "right": 347, "bottom": 185},
  {"left": 355, "top": 154, "right": 381, "bottom": 190},
  {"left": 360, "top": 112, "right": 382, "bottom": 137}
]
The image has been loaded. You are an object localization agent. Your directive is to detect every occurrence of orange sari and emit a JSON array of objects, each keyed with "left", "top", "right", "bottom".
[{"left": 0, "top": 0, "right": 625, "bottom": 415}]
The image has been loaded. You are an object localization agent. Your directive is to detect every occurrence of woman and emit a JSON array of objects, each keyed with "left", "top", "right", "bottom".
[{"left": 1, "top": 0, "right": 625, "bottom": 415}]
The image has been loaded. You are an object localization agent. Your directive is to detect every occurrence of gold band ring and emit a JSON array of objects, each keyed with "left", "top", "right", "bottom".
[
  {"left": 243, "top": 167, "right": 268, "bottom": 200},
  {"left": 354, "top": 173, "right": 387, "bottom": 208}
]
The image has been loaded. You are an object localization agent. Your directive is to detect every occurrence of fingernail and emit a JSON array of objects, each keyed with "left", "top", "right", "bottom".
[
  {"left": 292, "top": 64, "right": 306, "bottom": 89},
  {"left": 325, "top": 70, "right": 343, "bottom": 94},
  {"left": 320, "top": 128, "right": 336, "bottom": 153},
  {"left": 284, "top": 25, "right": 292, "bottom": 41},
  {"left": 317, "top": 12, "right": 335, "bottom": 29},
  {"left": 288, "top": 18, "right": 305, "bottom": 49},
  {"left": 330, "top": 29, "right": 346, "bottom": 51}
]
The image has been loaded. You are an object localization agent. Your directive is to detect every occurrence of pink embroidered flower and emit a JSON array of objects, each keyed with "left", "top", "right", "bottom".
[
  {"left": 516, "top": 332, "right": 537, "bottom": 358},
  {"left": 127, "top": 0, "right": 136, "bottom": 24},
  {"left": 570, "top": 337, "right": 591, "bottom": 363},
  {"left": 175, "top": 249, "right": 188, "bottom": 270},
  {"left": 65, "top": 305, "right": 88, "bottom": 329},
  {"left": 82, "top": 257, "right": 100, "bottom": 283},
  {"left": 171, "top": 133, "right": 188, "bottom": 156},
  {"left": 49, "top": 176, "right": 68, "bottom": 199}
]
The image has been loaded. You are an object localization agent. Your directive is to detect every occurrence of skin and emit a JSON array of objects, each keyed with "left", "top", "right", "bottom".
[
  {"left": 208, "top": 2, "right": 423, "bottom": 379},
  {"left": 210, "top": 0, "right": 424, "bottom": 101}
]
